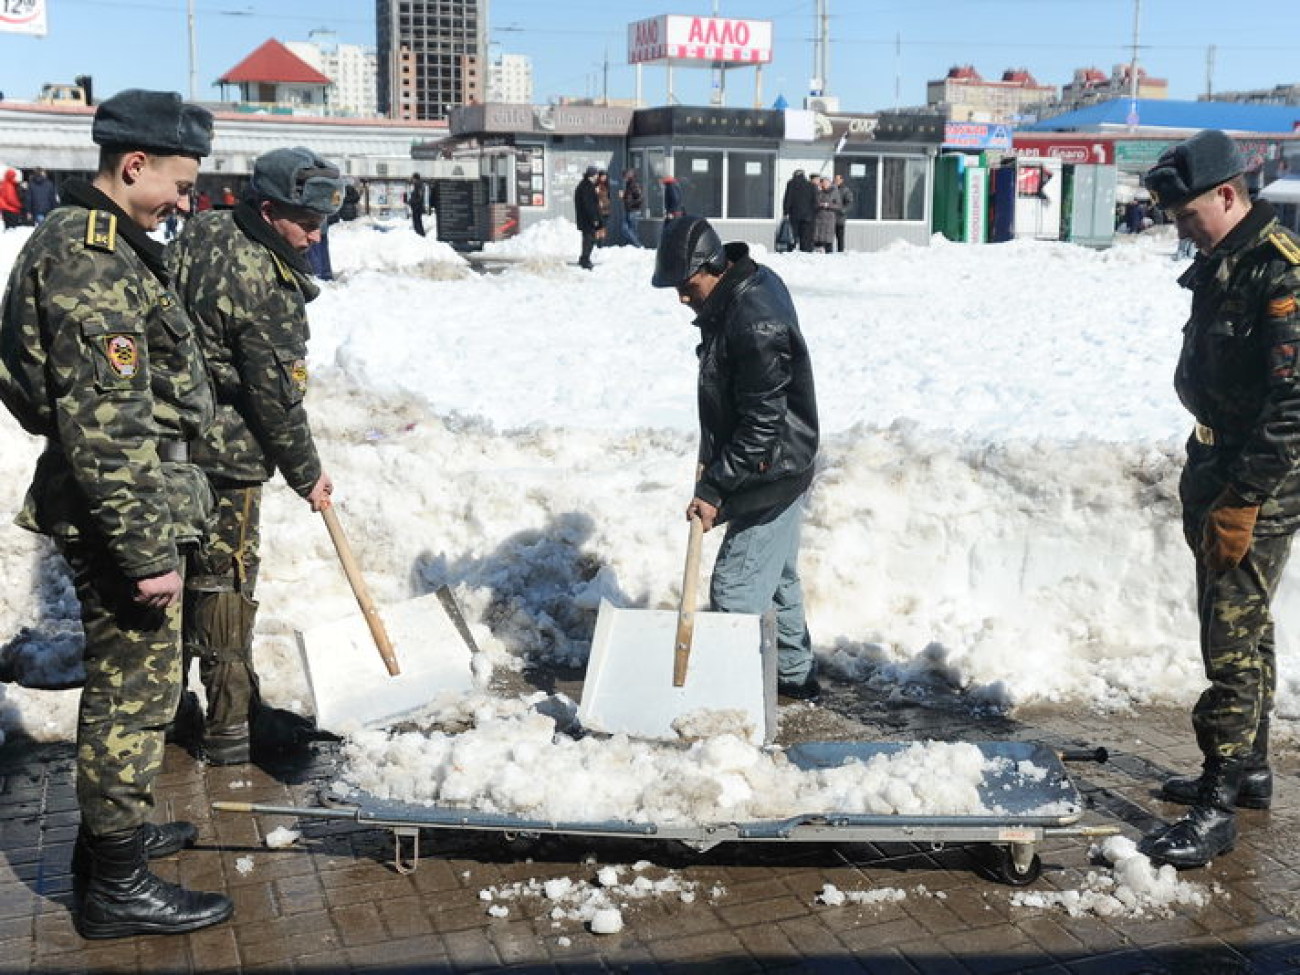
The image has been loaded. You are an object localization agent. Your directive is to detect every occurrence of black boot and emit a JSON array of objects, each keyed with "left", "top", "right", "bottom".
[
  {"left": 202, "top": 725, "right": 251, "bottom": 766},
  {"left": 1161, "top": 718, "right": 1272, "bottom": 809},
  {"left": 74, "top": 826, "right": 233, "bottom": 939},
  {"left": 165, "top": 690, "right": 205, "bottom": 750},
  {"left": 72, "top": 821, "right": 200, "bottom": 880},
  {"left": 1140, "top": 758, "right": 1243, "bottom": 870}
]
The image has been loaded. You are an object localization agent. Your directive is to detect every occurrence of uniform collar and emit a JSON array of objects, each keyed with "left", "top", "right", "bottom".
[
  {"left": 61, "top": 179, "right": 169, "bottom": 281},
  {"left": 1178, "top": 199, "right": 1277, "bottom": 291},
  {"left": 232, "top": 201, "right": 318, "bottom": 299}
]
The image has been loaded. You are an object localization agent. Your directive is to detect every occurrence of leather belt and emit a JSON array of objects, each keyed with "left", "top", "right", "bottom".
[{"left": 157, "top": 439, "right": 190, "bottom": 463}]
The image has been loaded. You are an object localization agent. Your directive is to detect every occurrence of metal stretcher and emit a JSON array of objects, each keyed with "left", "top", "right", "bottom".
[{"left": 214, "top": 740, "right": 1117, "bottom": 886}]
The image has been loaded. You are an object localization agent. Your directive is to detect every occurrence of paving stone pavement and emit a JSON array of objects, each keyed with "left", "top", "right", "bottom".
[{"left": 2, "top": 684, "right": 1298, "bottom": 974}]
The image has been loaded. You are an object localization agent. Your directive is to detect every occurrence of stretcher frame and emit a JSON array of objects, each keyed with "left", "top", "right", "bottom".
[{"left": 214, "top": 740, "right": 1118, "bottom": 886}]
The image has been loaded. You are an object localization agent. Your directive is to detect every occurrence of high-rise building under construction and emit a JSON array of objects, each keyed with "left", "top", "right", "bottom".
[{"left": 376, "top": 0, "right": 486, "bottom": 120}]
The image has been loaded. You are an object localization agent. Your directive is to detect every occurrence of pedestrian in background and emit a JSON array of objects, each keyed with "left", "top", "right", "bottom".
[
  {"left": 408, "top": 173, "right": 428, "bottom": 237},
  {"left": 833, "top": 173, "right": 853, "bottom": 252},
  {"left": 574, "top": 164, "right": 603, "bottom": 270},
  {"left": 595, "top": 170, "right": 613, "bottom": 246},
  {"left": 0, "top": 88, "right": 232, "bottom": 939},
  {"left": 0, "top": 167, "right": 24, "bottom": 228},
  {"left": 781, "top": 169, "right": 817, "bottom": 253},
  {"left": 1139, "top": 129, "right": 1300, "bottom": 870},
  {"left": 168, "top": 146, "right": 343, "bottom": 765},
  {"left": 651, "top": 215, "right": 822, "bottom": 702},
  {"left": 813, "top": 175, "right": 840, "bottom": 253},
  {"left": 620, "top": 168, "right": 644, "bottom": 247},
  {"left": 26, "top": 167, "right": 58, "bottom": 225},
  {"left": 662, "top": 175, "right": 684, "bottom": 218}
]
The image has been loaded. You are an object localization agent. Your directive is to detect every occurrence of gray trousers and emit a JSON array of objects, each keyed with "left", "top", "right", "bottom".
[{"left": 709, "top": 495, "right": 814, "bottom": 683}]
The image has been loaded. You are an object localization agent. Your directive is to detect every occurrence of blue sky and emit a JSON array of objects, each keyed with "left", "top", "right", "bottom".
[{"left": 1, "top": 0, "right": 1297, "bottom": 111}]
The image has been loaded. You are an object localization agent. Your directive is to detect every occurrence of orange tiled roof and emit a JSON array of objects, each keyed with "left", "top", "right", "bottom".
[{"left": 219, "top": 39, "right": 331, "bottom": 85}]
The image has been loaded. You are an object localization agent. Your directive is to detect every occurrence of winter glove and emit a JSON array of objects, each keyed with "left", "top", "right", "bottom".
[{"left": 1202, "top": 488, "right": 1260, "bottom": 571}]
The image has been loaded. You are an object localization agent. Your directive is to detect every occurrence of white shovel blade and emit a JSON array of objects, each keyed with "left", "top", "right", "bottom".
[
  {"left": 578, "top": 598, "right": 774, "bottom": 745},
  {"left": 297, "top": 592, "right": 475, "bottom": 732}
]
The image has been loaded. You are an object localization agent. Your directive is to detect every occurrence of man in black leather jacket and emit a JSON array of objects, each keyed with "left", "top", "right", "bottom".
[{"left": 653, "top": 216, "right": 821, "bottom": 699}]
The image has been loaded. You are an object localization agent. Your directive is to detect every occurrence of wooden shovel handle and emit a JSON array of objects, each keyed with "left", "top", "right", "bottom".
[
  {"left": 673, "top": 515, "right": 705, "bottom": 687},
  {"left": 321, "top": 506, "right": 401, "bottom": 676}
]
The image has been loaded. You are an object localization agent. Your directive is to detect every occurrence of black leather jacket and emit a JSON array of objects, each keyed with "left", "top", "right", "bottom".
[{"left": 693, "top": 243, "right": 819, "bottom": 521}]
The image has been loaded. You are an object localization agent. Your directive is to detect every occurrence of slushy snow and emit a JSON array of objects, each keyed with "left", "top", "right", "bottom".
[{"left": 1010, "top": 836, "right": 1220, "bottom": 917}]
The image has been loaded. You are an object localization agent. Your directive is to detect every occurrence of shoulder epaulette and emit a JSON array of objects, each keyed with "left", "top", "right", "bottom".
[
  {"left": 1268, "top": 231, "right": 1300, "bottom": 266},
  {"left": 269, "top": 252, "right": 296, "bottom": 287},
  {"left": 84, "top": 210, "right": 117, "bottom": 253}
]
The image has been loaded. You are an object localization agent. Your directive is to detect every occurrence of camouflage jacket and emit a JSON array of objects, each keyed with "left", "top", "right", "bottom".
[
  {"left": 1175, "top": 200, "right": 1300, "bottom": 534},
  {"left": 167, "top": 205, "right": 322, "bottom": 496},
  {"left": 0, "top": 180, "right": 215, "bottom": 578}
]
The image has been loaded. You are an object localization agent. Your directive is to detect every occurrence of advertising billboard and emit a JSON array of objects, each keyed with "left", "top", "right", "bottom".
[
  {"left": 0, "top": 0, "right": 47, "bottom": 36},
  {"left": 1011, "top": 138, "right": 1114, "bottom": 165},
  {"left": 628, "top": 15, "right": 773, "bottom": 67}
]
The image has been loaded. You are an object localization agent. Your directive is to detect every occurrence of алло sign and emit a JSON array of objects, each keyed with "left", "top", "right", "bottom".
[{"left": 627, "top": 14, "right": 773, "bottom": 66}]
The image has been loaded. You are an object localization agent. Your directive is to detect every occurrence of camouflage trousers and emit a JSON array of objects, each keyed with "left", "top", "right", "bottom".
[
  {"left": 183, "top": 484, "right": 262, "bottom": 735},
  {"left": 58, "top": 539, "right": 183, "bottom": 838},
  {"left": 1184, "top": 520, "right": 1291, "bottom": 761}
]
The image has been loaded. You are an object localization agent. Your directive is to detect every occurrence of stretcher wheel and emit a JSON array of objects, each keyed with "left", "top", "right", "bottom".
[{"left": 990, "top": 844, "right": 1041, "bottom": 886}]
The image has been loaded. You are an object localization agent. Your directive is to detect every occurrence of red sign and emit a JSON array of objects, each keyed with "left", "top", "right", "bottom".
[
  {"left": 628, "top": 15, "right": 773, "bottom": 66},
  {"left": 1011, "top": 138, "right": 1113, "bottom": 165}
]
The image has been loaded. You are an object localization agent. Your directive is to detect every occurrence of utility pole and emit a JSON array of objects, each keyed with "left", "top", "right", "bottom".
[
  {"left": 1126, "top": 0, "right": 1141, "bottom": 130},
  {"left": 711, "top": 0, "right": 725, "bottom": 106},
  {"left": 810, "top": 0, "right": 830, "bottom": 99},
  {"left": 187, "top": 0, "right": 198, "bottom": 102}
]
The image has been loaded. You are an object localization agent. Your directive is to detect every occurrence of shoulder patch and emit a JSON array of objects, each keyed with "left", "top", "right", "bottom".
[
  {"left": 270, "top": 252, "right": 296, "bottom": 287},
  {"left": 1268, "top": 231, "right": 1300, "bottom": 266},
  {"left": 84, "top": 210, "right": 117, "bottom": 253},
  {"left": 1268, "top": 295, "right": 1298, "bottom": 319}
]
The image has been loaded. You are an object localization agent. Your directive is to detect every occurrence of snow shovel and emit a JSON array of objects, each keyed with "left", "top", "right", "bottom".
[
  {"left": 296, "top": 507, "right": 477, "bottom": 732},
  {"left": 577, "top": 517, "right": 777, "bottom": 746}
]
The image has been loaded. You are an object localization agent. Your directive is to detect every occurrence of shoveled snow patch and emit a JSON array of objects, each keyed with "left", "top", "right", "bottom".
[
  {"left": 336, "top": 706, "right": 1015, "bottom": 823},
  {"left": 477, "top": 862, "right": 714, "bottom": 927},
  {"left": 1010, "top": 835, "right": 1220, "bottom": 917}
]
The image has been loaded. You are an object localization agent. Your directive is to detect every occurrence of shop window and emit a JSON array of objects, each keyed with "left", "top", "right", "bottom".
[
  {"left": 882, "top": 157, "right": 926, "bottom": 221},
  {"left": 675, "top": 150, "right": 724, "bottom": 218},
  {"left": 727, "top": 151, "right": 775, "bottom": 220},
  {"left": 835, "top": 156, "right": 879, "bottom": 220}
]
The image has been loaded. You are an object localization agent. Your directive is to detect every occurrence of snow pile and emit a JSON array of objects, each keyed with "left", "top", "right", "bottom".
[
  {"left": 336, "top": 705, "right": 1013, "bottom": 822},
  {"left": 1011, "top": 836, "right": 1219, "bottom": 917},
  {"left": 328, "top": 219, "right": 466, "bottom": 273},
  {"left": 4, "top": 218, "right": 1300, "bottom": 752},
  {"left": 477, "top": 859, "right": 714, "bottom": 928}
]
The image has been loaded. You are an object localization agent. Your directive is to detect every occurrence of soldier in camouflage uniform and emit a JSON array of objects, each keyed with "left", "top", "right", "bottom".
[
  {"left": 1140, "top": 130, "right": 1300, "bottom": 869},
  {"left": 0, "top": 89, "right": 233, "bottom": 937},
  {"left": 168, "top": 147, "right": 343, "bottom": 764}
]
